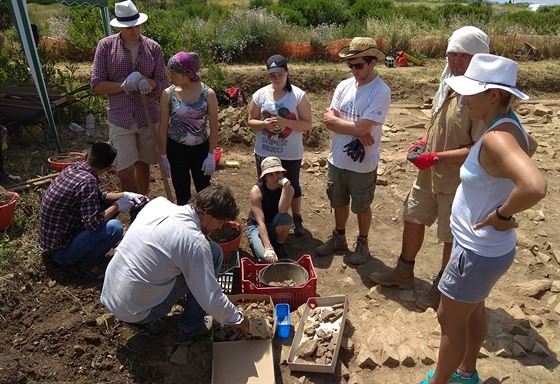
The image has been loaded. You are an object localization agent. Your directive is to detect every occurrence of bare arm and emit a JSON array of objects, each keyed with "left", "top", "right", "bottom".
[
  {"left": 323, "top": 109, "right": 377, "bottom": 137},
  {"left": 249, "top": 186, "right": 273, "bottom": 249},
  {"left": 207, "top": 88, "right": 219, "bottom": 153},
  {"left": 102, "top": 192, "right": 125, "bottom": 222},
  {"left": 473, "top": 127, "right": 547, "bottom": 230},
  {"left": 158, "top": 89, "right": 171, "bottom": 155},
  {"left": 278, "top": 182, "right": 294, "bottom": 214}
]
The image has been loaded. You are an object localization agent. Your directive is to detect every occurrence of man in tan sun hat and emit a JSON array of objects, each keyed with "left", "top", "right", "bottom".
[
  {"left": 316, "top": 37, "right": 391, "bottom": 265},
  {"left": 91, "top": 0, "right": 167, "bottom": 203}
]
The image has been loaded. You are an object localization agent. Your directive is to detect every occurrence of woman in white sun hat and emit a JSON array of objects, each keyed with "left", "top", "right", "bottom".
[{"left": 420, "top": 54, "right": 547, "bottom": 384}]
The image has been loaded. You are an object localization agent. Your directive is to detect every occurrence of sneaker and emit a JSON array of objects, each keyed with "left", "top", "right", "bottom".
[
  {"left": 293, "top": 215, "right": 305, "bottom": 237},
  {"left": 416, "top": 271, "right": 443, "bottom": 310},
  {"left": 174, "top": 316, "right": 212, "bottom": 345},
  {"left": 426, "top": 369, "right": 483, "bottom": 384},
  {"left": 316, "top": 230, "right": 348, "bottom": 256},
  {"left": 347, "top": 237, "right": 370, "bottom": 265},
  {"left": 123, "top": 319, "right": 168, "bottom": 336}
]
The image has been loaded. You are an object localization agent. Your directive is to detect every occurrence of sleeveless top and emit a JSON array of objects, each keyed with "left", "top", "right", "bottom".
[
  {"left": 247, "top": 181, "right": 281, "bottom": 226},
  {"left": 167, "top": 84, "right": 209, "bottom": 146},
  {"left": 450, "top": 113, "right": 528, "bottom": 257},
  {"left": 251, "top": 85, "right": 306, "bottom": 160}
]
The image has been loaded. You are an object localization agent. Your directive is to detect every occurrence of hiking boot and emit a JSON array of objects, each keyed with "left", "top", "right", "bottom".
[
  {"left": 426, "top": 369, "right": 483, "bottom": 384},
  {"left": 174, "top": 316, "right": 213, "bottom": 345},
  {"left": 347, "top": 236, "right": 370, "bottom": 265},
  {"left": 316, "top": 230, "right": 348, "bottom": 256},
  {"left": 293, "top": 215, "right": 305, "bottom": 237},
  {"left": 416, "top": 271, "right": 443, "bottom": 311},
  {"left": 123, "top": 319, "right": 168, "bottom": 336},
  {"left": 370, "top": 257, "right": 414, "bottom": 289}
]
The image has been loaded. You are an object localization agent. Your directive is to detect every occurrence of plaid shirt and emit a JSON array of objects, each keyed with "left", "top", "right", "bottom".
[
  {"left": 90, "top": 33, "right": 168, "bottom": 128},
  {"left": 38, "top": 162, "right": 106, "bottom": 252}
]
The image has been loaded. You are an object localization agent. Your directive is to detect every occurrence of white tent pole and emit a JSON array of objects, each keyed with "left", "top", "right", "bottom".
[{"left": 9, "top": 0, "right": 62, "bottom": 152}]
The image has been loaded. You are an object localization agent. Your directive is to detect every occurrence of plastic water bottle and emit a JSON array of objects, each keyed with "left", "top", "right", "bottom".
[{"left": 85, "top": 111, "right": 94, "bottom": 137}]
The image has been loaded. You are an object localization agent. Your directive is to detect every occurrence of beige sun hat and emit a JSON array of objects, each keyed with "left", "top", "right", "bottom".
[
  {"left": 110, "top": 0, "right": 148, "bottom": 28},
  {"left": 260, "top": 157, "right": 286, "bottom": 179},
  {"left": 338, "top": 37, "right": 385, "bottom": 61}
]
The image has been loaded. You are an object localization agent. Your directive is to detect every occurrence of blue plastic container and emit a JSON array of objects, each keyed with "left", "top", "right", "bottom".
[{"left": 275, "top": 303, "right": 291, "bottom": 339}]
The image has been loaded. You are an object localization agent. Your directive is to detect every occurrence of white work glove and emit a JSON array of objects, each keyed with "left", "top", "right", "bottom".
[
  {"left": 137, "top": 78, "right": 153, "bottom": 94},
  {"left": 124, "top": 191, "right": 147, "bottom": 206},
  {"left": 161, "top": 155, "right": 171, "bottom": 176},
  {"left": 263, "top": 248, "right": 278, "bottom": 264},
  {"left": 115, "top": 196, "right": 135, "bottom": 213},
  {"left": 201, "top": 152, "right": 216, "bottom": 176},
  {"left": 121, "top": 71, "right": 143, "bottom": 94}
]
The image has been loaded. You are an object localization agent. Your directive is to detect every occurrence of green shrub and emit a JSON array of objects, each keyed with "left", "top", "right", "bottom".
[
  {"left": 278, "top": 0, "right": 351, "bottom": 26},
  {"left": 266, "top": 4, "right": 307, "bottom": 26}
]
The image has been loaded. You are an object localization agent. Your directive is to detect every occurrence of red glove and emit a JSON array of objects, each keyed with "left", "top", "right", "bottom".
[
  {"left": 409, "top": 152, "right": 439, "bottom": 170},
  {"left": 407, "top": 140, "right": 426, "bottom": 154}
]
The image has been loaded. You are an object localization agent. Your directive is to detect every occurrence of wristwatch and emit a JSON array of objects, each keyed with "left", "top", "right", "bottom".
[{"left": 495, "top": 205, "right": 512, "bottom": 221}]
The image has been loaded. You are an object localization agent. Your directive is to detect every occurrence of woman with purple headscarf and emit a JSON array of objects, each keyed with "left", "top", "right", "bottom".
[{"left": 159, "top": 52, "right": 219, "bottom": 205}]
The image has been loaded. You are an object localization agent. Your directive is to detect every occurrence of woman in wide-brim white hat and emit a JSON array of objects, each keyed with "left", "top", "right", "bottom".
[{"left": 420, "top": 53, "right": 547, "bottom": 384}]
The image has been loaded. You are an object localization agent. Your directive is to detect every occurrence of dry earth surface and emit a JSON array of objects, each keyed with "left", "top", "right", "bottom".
[{"left": 0, "top": 60, "right": 559, "bottom": 384}]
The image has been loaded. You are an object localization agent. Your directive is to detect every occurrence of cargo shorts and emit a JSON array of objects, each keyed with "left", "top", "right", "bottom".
[{"left": 326, "top": 163, "right": 377, "bottom": 214}]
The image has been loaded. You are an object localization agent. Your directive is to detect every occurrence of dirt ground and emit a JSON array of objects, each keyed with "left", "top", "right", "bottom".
[{"left": 0, "top": 61, "right": 559, "bottom": 384}]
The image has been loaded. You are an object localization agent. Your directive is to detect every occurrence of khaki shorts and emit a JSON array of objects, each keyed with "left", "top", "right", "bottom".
[
  {"left": 109, "top": 122, "right": 159, "bottom": 172},
  {"left": 326, "top": 163, "right": 377, "bottom": 214},
  {"left": 403, "top": 182, "right": 454, "bottom": 243}
]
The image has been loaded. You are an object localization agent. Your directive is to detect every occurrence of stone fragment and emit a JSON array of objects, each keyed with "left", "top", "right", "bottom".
[
  {"left": 381, "top": 345, "right": 400, "bottom": 368},
  {"left": 528, "top": 315, "right": 543, "bottom": 328},
  {"left": 511, "top": 342, "right": 528, "bottom": 357},
  {"left": 356, "top": 347, "right": 378, "bottom": 370},
  {"left": 477, "top": 347, "right": 490, "bottom": 358},
  {"left": 341, "top": 362, "right": 350, "bottom": 381},
  {"left": 533, "top": 105, "right": 552, "bottom": 116},
  {"left": 96, "top": 313, "right": 115, "bottom": 329},
  {"left": 418, "top": 344, "right": 435, "bottom": 365},
  {"left": 554, "top": 302, "right": 560, "bottom": 316},
  {"left": 516, "top": 280, "right": 552, "bottom": 297},
  {"left": 495, "top": 348, "right": 511, "bottom": 358},
  {"left": 348, "top": 372, "right": 364, "bottom": 384},
  {"left": 296, "top": 338, "right": 318, "bottom": 357},
  {"left": 397, "top": 344, "right": 415, "bottom": 367},
  {"left": 513, "top": 334, "right": 534, "bottom": 352},
  {"left": 537, "top": 252, "right": 551, "bottom": 263},
  {"left": 532, "top": 341, "right": 550, "bottom": 356},
  {"left": 508, "top": 305, "right": 526, "bottom": 319},
  {"left": 551, "top": 280, "right": 560, "bottom": 293}
]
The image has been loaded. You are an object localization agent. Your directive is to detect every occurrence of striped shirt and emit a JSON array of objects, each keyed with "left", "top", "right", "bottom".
[
  {"left": 90, "top": 33, "right": 168, "bottom": 129},
  {"left": 38, "top": 162, "right": 106, "bottom": 252}
]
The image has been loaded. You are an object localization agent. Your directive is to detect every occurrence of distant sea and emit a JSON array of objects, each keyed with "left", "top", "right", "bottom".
[{"left": 495, "top": 0, "right": 560, "bottom": 4}]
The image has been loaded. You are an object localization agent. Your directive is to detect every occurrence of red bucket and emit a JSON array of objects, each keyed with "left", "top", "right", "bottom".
[
  {"left": 0, "top": 191, "right": 18, "bottom": 231},
  {"left": 213, "top": 221, "right": 242, "bottom": 256}
]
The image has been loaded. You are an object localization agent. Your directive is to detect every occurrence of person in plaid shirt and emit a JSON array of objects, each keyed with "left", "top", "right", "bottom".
[
  {"left": 90, "top": 0, "right": 167, "bottom": 197},
  {"left": 38, "top": 142, "right": 146, "bottom": 280}
]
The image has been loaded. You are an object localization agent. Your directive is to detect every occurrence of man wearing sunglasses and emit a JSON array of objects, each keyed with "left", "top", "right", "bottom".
[{"left": 317, "top": 37, "right": 391, "bottom": 265}]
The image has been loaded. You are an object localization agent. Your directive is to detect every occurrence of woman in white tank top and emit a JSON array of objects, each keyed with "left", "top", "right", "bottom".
[{"left": 418, "top": 54, "right": 547, "bottom": 384}]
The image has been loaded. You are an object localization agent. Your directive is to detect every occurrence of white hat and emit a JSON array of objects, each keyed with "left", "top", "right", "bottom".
[
  {"left": 110, "top": 1, "right": 148, "bottom": 28},
  {"left": 445, "top": 53, "right": 529, "bottom": 100},
  {"left": 260, "top": 157, "right": 286, "bottom": 179}
]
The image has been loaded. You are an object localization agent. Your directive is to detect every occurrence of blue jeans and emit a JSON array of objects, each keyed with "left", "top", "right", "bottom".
[
  {"left": 52, "top": 219, "right": 123, "bottom": 272},
  {"left": 246, "top": 213, "right": 293, "bottom": 262},
  {"left": 138, "top": 241, "right": 223, "bottom": 333}
]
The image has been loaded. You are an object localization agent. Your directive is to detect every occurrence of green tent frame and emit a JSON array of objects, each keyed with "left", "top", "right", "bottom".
[{"left": 5, "top": 0, "right": 111, "bottom": 152}]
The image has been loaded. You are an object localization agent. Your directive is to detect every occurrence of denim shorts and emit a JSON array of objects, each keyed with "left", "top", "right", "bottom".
[{"left": 439, "top": 241, "right": 515, "bottom": 303}]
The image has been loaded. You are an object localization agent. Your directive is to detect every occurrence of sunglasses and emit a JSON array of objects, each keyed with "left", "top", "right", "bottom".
[{"left": 347, "top": 61, "right": 369, "bottom": 70}]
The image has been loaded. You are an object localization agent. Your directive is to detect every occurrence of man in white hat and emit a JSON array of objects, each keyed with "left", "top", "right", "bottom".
[
  {"left": 91, "top": 0, "right": 167, "bottom": 201},
  {"left": 316, "top": 37, "right": 391, "bottom": 265},
  {"left": 370, "top": 27, "right": 493, "bottom": 310}
]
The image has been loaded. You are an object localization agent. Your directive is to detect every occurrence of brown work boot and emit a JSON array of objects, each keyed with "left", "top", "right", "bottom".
[
  {"left": 347, "top": 236, "right": 370, "bottom": 265},
  {"left": 415, "top": 271, "right": 443, "bottom": 311},
  {"left": 370, "top": 257, "right": 414, "bottom": 289},
  {"left": 316, "top": 230, "right": 348, "bottom": 256}
]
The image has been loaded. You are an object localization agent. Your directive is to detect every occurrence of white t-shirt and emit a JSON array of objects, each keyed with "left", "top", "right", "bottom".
[
  {"left": 101, "top": 197, "right": 243, "bottom": 325},
  {"left": 252, "top": 84, "right": 306, "bottom": 160},
  {"left": 328, "top": 76, "right": 391, "bottom": 173}
]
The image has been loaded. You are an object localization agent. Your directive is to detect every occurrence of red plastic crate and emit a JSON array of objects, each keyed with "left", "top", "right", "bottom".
[{"left": 241, "top": 255, "right": 317, "bottom": 309}]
